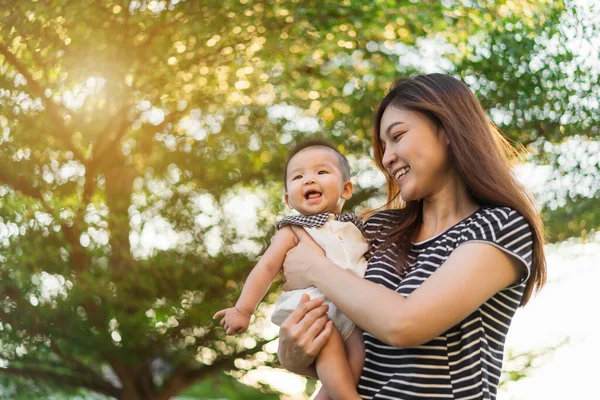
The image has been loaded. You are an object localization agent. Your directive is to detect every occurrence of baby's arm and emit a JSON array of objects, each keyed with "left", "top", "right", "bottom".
[
  {"left": 235, "top": 226, "right": 299, "bottom": 316},
  {"left": 213, "top": 226, "right": 298, "bottom": 334}
]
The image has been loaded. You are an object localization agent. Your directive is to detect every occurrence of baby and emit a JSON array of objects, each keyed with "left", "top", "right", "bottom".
[{"left": 213, "top": 140, "right": 367, "bottom": 400}]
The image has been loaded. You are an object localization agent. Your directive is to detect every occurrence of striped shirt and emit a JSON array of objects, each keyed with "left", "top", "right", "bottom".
[{"left": 358, "top": 207, "right": 532, "bottom": 400}]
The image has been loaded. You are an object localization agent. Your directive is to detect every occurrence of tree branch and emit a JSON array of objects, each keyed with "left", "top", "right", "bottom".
[
  {"left": 131, "top": 105, "right": 193, "bottom": 160},
  {"left": 0, "top": 171, "right": 43, "bottom": 200},
  {"left": 0, "top": 42, "right": 84, "bottom": 160},
  {"left": 0, "top": 169, "right": 87, "bottom": 272},
  {"left": 91, "top": 104, "right": 133, "bottom": 169},
  {"left": 0, "top": 367, "right": 120, "bottom": 398},
  {"left": 47, "top": 340, "right": 107, "bottom": 386},
  {"left": 138, "top": 12, "right": 187, "bottom": 55}
]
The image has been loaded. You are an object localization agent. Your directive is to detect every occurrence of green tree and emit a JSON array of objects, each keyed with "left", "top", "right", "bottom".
[{"left": 0, "top": 0, "right": 597, "bottom": 399}]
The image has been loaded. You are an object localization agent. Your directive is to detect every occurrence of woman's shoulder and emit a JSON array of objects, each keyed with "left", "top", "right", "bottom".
[
  {"left": 469, "top": 206, "right": 529, "bottom": 232},
  {"left": 461, "top": 206, "right": 533, "bottom": 254},
  {"left": 478, "top": 205, "right": 523, "bottom": 219},
  {"left": 460, "top": 206, "right": 534, "bottom": 284}
]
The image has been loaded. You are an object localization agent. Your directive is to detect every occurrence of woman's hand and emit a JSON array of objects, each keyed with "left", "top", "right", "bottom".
[
  {"left": 282, "top": 226, "right": 327, "bottom": 291},
  {"left": 278, "top": 294, "right": 334, "bottom": 375}
]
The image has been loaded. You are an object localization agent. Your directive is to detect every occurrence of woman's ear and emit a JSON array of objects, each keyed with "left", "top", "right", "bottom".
[
  {"left": 341, "top": 180, "right": 354, "bottom": 200},
  {"left": 438, "top": 126, "right": 450, "bottom": 145}
]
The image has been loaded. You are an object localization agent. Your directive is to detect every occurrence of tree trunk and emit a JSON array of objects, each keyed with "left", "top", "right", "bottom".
[
  {"left": 119, "top": 386, "right": 148, "bottom": 400},
  {"left": 103, "top": 150, "right": 137, "bottom": 277}
]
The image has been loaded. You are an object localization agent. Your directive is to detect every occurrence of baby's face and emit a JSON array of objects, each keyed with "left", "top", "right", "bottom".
[{"left": 285, "top": 147, "right": 352, "bottom": 216}]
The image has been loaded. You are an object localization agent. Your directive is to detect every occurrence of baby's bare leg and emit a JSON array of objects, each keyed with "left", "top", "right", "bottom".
[
  {"left": 313, "top": 326, "right": 361, "bottom": 400},
  {"left": 344, "top": 328, "right": 365, "bottom": 385}
]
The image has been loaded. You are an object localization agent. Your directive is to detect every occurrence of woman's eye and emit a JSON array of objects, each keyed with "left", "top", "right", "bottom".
[{"left": 392, "top": 132, "right": 405, "bottom": 142}]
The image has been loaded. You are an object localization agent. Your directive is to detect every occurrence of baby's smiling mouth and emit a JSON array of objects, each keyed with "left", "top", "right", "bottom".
[{"left": 304, "top": 190, "right": 322, "bottom": 200}]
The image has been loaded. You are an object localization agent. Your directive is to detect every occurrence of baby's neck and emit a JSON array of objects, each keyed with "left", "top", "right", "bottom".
[{"left": 298, "top": 209, "right": 340, "bottom": 217}]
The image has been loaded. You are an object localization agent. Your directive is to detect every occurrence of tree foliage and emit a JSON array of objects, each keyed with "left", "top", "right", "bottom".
[{"left": 0, "top": 0, "right": 597, "bottom": 399}]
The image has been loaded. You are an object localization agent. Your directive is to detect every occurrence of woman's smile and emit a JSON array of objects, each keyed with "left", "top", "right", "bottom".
[{"left": 393, "top": 166, "right": 411, "bottom": 183}]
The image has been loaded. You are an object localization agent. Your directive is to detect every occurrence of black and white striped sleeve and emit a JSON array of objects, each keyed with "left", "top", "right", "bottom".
[{"left": 467, "top": 207, "right": 533, "bottom": 286}]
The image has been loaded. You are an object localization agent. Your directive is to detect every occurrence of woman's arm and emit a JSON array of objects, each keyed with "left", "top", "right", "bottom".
[{"left": 283, "top": 227, "right": 522, "bottom": 347}]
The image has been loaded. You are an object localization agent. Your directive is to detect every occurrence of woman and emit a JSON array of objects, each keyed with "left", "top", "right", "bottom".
[{"left": 277, "top": 73, "right": 546, "bottom": 399}]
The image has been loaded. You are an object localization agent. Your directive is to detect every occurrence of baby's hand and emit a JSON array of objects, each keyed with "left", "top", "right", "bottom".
[{"left": 212, "top": 307, "right": 251, "bottom": 335}]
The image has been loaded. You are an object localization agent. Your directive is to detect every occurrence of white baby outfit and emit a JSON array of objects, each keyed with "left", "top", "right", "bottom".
[{"left": 270, "top": 213, "right": 369, "bottom": 340}]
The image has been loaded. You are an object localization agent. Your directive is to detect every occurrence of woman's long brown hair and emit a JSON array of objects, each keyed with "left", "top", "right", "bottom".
[{"left": 371, "top": 74, "right": 546, "bottom": 306}]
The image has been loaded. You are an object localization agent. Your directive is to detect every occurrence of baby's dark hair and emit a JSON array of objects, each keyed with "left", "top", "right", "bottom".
[{"left": 284, "top": 139, "right": 351, "bottom": 189}]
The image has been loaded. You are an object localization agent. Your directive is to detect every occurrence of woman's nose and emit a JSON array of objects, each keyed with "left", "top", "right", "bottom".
[{"left": 382, "top": 147, "right": 396, "bottom": 168}]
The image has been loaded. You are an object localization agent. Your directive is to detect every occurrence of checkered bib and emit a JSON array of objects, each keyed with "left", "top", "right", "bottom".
[{"left": 270, "top": 213, "right": 368, "bottom": 340}]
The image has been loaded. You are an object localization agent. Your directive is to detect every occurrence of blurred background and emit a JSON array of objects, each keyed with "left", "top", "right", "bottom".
[{"left": 0, "top": 0, "right": 598, "bottom": 399}]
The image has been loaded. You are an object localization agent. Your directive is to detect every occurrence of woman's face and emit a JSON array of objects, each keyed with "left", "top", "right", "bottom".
[{"left": 379, "top": 107, "right": 452, "bottom": 202}]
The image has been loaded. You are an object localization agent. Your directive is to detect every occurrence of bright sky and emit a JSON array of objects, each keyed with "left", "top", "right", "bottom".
[{"left": 499, "top": 236, "right": 600, "bottom": 399}]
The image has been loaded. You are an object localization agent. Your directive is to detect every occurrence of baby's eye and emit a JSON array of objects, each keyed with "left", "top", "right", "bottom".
[
  {"left": 292, "top": 174, "right": 302, "bottom": 180},
  {"left": 317, "top": 170, "right": 328, "bottom": 175}
]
